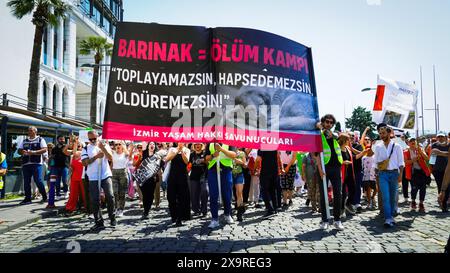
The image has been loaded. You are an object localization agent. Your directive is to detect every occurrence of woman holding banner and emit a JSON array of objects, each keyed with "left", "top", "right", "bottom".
[
  {"left": 205, "top": 143, "right": 237, "bottom": 229},
  {"left": 138, "top": 142, "right": 160, "bottom": 220},
  {"left": 165, "top": 143, "right": 191, "bottom": 227}
]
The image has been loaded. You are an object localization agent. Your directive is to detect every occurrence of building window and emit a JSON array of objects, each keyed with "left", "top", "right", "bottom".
[
  {"left": 52, "top": 85, "right": 57, "bottom": 115},
  {"left": 43, "top": 27, "right": 48, "bottom": 65},
  {"left": 53, "top": 27, "right": 58, "bottom": 70},
  {"left": 92, "top": 5, "right": 102, "bottom": 26},
  {"left": 81, "top": 0, "right": 91, "bottom": 15},
  {"left": 103, "top": 17, "right": 111, "bottom": 33},
  {"left": 63, "top": 19, "right": 67, "bottom": 73},
  {"left": 42, "top": 82, "right": 48, "bottom": 110}
]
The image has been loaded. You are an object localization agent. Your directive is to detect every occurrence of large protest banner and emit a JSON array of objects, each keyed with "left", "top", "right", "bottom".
[
  {"left": 103, "top": 22, "right": 322, "bottom": 151},
  {"left": 372, "top": 76, "right": 418, "bottom": 130}
]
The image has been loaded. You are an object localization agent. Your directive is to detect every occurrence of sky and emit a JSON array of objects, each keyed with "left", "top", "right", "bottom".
[{"left": 123, "top": 0, "right": 450, "bottom": 134}]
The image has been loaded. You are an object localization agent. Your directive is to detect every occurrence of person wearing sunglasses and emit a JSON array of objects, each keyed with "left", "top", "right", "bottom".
[
  {"left": 63, "top": 136, "right": 86, "bottom": 214},
  {"left": 317, "top": 114, "right": 345, "bottom": 231},
  {"left": 81, "top": 130, "right": 116, "bottom": 230},
  {"left": 111, "top": 141, "right": 130, "bottom": 218}
]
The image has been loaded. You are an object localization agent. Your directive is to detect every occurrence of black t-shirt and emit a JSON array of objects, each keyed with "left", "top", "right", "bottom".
[
  {"left": 352, "top": 143, "right": 363, "bottom": 174},
  {"left": 205, "top": 144, "right": 236, "bottom": 170},
  {"left": 342, "top": 148, "right": 354, "bottom": 179},
  {"left": 326, "top": 137, "right": 341, "bottom": 168},
  {"left": 189, "top": 151, "right": 206, "bottom": 180},
  {"left": 431, "top": 143, "right": 449, "bottom": 172},
  {"left": 257, "top": 150, "right": 278, "bottom": 175},
  {"left": 52, "top": 143, "right": 70, "bottom": 168}
]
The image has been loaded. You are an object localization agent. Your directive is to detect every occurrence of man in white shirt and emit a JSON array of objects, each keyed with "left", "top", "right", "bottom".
[
  {"left": 81, "top": 130, "right": 116, "bottom": 230},
  {"left": 18, "top": 126, "right": 48, "bottom": 205},
  {"left": 373, "top": 123, "right": 405, "bottom": 228}
]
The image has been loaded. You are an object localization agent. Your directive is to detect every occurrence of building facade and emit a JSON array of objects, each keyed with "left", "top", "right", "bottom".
[{"left": 0, "top": 0, "right": 124, "bottom": 124}]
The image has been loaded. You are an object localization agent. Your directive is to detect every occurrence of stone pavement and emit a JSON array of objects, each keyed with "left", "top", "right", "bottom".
[
  {"left": 0, "top": 184, "right": 448, "bottom": 253},
  {"left": 0, "top": 197, "right": 67, "bottom": 234}
]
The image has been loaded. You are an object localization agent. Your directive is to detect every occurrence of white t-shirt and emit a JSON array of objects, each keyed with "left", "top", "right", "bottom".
[
  {"left": 280, "top": 151, "right": 295, "bottom": 165},
  {"left": 112, "top": 152, "right": 129, "bottom": 169},
  {"left": 373, "top": 140, "right": 405, "bottom": 171},
  {"left": 18, "top": 136, "right": 47, "bottom": 165},
  {"left": 81, "top": 144, "right": 112, "bottom": 181},
  {"left": 168, "top": 147, "right": 190, "bottom": 161}
]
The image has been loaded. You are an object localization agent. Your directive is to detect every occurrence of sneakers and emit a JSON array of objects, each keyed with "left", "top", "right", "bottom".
[
  {"left": 255, "top": 203, "right": 262, "bottom": 209},
  {"left": 305, "top": 199, "right": 311, "bottom": 206},
  {"left": 263, "top": 210, "right": 276, "bottom": 219},
  {"left": 116, "top": 210, "right": 124, "bottom": 218},
  {"left": 64, "top": 192, "right": 70, "bottom": 199},
  {"left": 345, "top": 205, "right": 356, "bottom": 215},
  {"left": 110, "top": 217, "right": 117, "bottom": 227},
  {"left": 384, "top": 219, "right": 395, "bottom": 228},
  {"left": 140, "top": 213, "right": 149, "bottom": 220},
  {"left": 319, "top": 221, "right": 329, "bottom": 230},
  {"left": 411, "top": 201, "right": 417, "bottom": 211},
  {"left": 90, "top": 222, "right": 105, "bottom": 231},
  {"left": 334, "top": 221, "right": 344, "bottom": 231},
  {"left": 418, "top": 203, "right": 426, "bottom": 213},
  {"left": 19, "top": 199, "right": 32, "bottom": 205},
  {"left": 225, "top": 215, "right": 234, "bottom": 224},
  {"left": 355, "top": 204, "right": 363, "bottom": 213},
  {"left": 288, "top": 200, "right": 293, "bottom": 206},
  {"left": 208, "top": 219, "right": 220, "bottom": 229}
]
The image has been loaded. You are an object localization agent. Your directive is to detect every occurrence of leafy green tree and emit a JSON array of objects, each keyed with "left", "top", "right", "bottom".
[
  {"left": 79, "top": 37, "right": 113, "bottom": 124},
  {"left": 334, "top": 121, "right": 342, "bottom": 133},
  {"left": 7, "top": 0, "right": 70, "bottom": 111},
  {"left": 345, "top": 106, "right": 377, "bottom": 139}
]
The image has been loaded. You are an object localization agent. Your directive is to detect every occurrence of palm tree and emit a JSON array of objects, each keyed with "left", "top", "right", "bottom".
[
  {"left": 7, "top": 0, "right": 70, "bottom": 111},
  {"left": 79, "top": 36, "right": 113, "bottom": 125}
]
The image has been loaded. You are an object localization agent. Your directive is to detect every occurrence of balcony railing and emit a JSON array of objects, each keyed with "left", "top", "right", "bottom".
[{"left": 0, "top": 93, "right": 91, "bottom": 124}]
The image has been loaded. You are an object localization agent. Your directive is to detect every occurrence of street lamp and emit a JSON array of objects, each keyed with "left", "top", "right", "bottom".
[{"left": 361, "top": 88, "right": 377, "bottom": 92}]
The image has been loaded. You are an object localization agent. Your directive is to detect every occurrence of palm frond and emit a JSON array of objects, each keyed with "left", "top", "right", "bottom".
[{"left": 7, "top": 0, "right": 35, "bottom": 19}]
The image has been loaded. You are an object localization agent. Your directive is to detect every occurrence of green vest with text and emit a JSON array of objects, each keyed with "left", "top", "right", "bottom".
[
  {"left": 321, "top": 132, "right": 343, "bottom": 165},
  {"left": 208, "top": 143, "right": 233, "bottom": 170}
]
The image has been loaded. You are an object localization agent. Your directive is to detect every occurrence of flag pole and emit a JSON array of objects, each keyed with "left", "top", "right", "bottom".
[
  {"left": 215, "top": 143, "right": 222, "bottom": 205},
  {"left": 320, "top": 152, "right": 331, "bottom": 222}
]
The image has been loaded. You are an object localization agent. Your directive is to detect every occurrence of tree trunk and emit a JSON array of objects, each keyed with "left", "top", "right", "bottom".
[
  {"left": 27, "top": 25, "right": 44, "bottom": 111},
  {"left": 90, "top": 59, "right": 100, "bottom": 124}
]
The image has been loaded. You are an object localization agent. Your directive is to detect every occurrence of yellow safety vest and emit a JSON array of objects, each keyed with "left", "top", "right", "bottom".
[
  {"left": 321, "top": 132, "right": 343, "bottom": 165},
  {"left": 0, "top": 153, "right": 5, "bottom": 189},
  {"left": 208, "top": 143, "right": 233, "bottom": 170}
]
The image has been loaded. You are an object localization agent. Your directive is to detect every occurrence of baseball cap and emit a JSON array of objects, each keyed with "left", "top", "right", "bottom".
[{"left": 437, "top": 131, "right": 446, "bottom": 137}]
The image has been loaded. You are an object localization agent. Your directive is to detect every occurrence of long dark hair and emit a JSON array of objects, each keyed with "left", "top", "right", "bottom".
[{"left": 143, "top": 142, "right": 159, "bottom": 159}]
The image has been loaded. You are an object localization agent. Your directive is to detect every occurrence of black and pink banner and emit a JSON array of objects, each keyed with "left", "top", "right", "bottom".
[{"left": 103, "top": 22, "right": 322, "bottom": 152}]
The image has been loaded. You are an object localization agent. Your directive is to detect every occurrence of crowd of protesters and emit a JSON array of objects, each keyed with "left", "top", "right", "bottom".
[{"left": 6, "top": 119, "right": 450, "bottom": 231}]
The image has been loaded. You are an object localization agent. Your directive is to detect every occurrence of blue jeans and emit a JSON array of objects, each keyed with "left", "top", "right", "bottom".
[
  {"left": 52, "top": 167, "right": 68, "bottom": 195},
  {"left": 208, "top": 167, "right": 233, "bottom": 220},
  {"left": 378, "top": 171, "right": 399, "bottom": 221},
  {"left": 22, "top": 164, "right": 47, "bottom": 201}
]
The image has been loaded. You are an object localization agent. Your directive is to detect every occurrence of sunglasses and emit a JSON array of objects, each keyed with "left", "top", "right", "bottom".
[
  {"left": 115, "top": 144, "right": 122, "bottom": 146},
  {"left": 137, "top": 147, "right": 143, "bottom": 149},
  {"left": 324, "top": 120, "right": 334, "bottom": 125},
  {"left": 89, "top": 138, "right": 97, "bottom": 141}
]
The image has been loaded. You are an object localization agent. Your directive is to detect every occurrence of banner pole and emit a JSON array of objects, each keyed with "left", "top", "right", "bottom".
[
  {"left": 320, "top": 152, "right": 331, "bottom": 222},
  {"left": 216, "top": 143, "right": 222, "bottom": 206}
]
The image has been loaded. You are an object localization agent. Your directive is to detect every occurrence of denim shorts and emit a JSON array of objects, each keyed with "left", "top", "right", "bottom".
[{"left": 233, "top": 173, "right": 244, "bottom": 185}]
